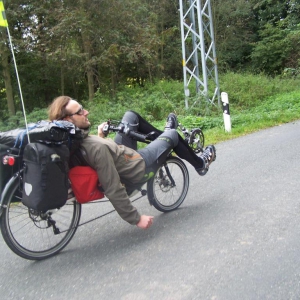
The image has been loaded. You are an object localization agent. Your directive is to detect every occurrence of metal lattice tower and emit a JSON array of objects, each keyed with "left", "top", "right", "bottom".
[{"left": 179, "top": 0, "right": 220, "bottom": 109}]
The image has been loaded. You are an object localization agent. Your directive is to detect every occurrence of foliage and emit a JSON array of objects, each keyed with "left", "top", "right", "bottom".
[
  {"left": 1, "top": 73, "right": 300, "bottom": 151},
  {"left": 251, "top": 23, "right": 293, "bottom": 75},
  {"left": 212, "top": 0, "right": 257, "bottom": 71},
  {"left": 219, "top": 72, "right": 300, "bottom": 109},
  {"left": 203, "top": 90, "right": 300, "bottom": 145},
  {"left": 1, "top": 0, "right": 300, "bottom": 120},
  {"left": 0, "top": 108, "right": 47, "bottom": 131},
  {"left": 84, "top": 80, "right": 185, "bottom": 128}
]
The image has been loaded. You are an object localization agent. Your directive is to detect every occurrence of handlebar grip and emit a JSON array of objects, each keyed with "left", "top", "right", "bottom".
[
  {"left": 102, "top": 124, "right": 110, "bottom": 136},
  {"left": 126, "top": 130, "right": 147, "bottom": 142}
]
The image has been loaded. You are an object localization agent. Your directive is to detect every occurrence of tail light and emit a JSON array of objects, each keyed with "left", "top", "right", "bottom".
[{"left": 3, "top": 155, "right": 15, "bottom": 166}]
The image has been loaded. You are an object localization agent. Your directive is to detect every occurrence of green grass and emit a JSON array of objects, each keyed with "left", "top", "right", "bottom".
[
  {"left": 130, "top": 89, "right": 300, "bottom": 146},
  {"left": 180, "top": 90, "right": 300, "bottom": 145},
  {"left": 1, "top": 72, "right": 300, "bottom": 147}
]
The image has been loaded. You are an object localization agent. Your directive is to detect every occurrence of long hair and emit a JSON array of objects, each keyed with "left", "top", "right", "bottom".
[{"left": 48, "top": 96, "right": 72, "bottom": 121}]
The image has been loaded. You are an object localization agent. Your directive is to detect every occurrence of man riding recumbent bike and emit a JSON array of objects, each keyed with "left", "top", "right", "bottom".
[{"left": 0, "top": 97, "right": 216, "bottom": 260}]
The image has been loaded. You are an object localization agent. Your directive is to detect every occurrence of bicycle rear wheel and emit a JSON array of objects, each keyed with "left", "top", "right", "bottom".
[
  {"left": 147, "top": 156, "right": 189, "bottom": 212},
  {"left": 0, "top": 175, "right": 81, "bottom": 260}
]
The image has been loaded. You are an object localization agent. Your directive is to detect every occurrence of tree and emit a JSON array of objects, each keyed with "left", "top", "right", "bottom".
[
  {"left": 147, "top": 0, "right": 182, "bottom": 80},
  {"left": 211, "top": 0, "right": 257, "bottom": 71},
  {"left": 251, "top": 0, "right": 300, "bottom": 75},
  {"left": 251, "top": 23, "right": 291, "bottom": 75},
  {"left": 2, "top": 0, "right": 299, "bottom": 118},
  {"left": 0, "top": 29, "right": 15, "bottom": 117}
]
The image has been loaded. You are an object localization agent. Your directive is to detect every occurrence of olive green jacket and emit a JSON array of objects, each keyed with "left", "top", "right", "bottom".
[{"left": 79, "top": 134, "right": 146, "bottom": 225}]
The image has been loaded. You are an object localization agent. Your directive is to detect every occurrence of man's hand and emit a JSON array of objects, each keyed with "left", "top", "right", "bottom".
[
  {"left": 98, "top": 122, "right": 107, "bottom": 138},
  {"left": 136, "top": 215, "right": 154, "bottom": 229}
]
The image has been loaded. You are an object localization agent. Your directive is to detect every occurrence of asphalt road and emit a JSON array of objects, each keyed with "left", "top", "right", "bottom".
[{"left": 1, "top": 120, "right": 300, "bottom": 300}]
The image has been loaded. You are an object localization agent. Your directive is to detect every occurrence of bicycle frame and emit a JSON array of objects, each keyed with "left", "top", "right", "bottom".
[
  {"left": 0, "top": 119, "right": 202, "bottom": 260},
  {"left": 0, "top": 121, "right": 203, "bottom": 211}
]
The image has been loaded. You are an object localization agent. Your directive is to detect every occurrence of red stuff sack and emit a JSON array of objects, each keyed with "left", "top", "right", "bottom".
[{"left": 69, "top": 166, "right": 105, "bottom": 203}]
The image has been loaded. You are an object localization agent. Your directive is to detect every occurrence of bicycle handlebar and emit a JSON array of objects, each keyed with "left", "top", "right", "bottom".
[{"left": 102, "top": 121, "right": 149, "bottom": 143}]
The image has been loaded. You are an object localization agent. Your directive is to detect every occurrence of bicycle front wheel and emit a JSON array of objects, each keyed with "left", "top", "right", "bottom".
[
  {"left": 147, "top": 156, "right": 189, "bottom": 212},
  {"left": 0, "top": 175, "right": 81, "bottom": 260}
]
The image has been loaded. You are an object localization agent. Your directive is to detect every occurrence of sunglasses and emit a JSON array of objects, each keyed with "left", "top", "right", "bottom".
[{"left": 69, "top": 105, "right": 85, "bottom": 117}]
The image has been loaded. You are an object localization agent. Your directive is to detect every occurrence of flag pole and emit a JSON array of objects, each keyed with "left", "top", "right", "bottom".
[
  {"left": 6, "top": 27, "right": 31, "bottom": 142},
  {"left": 1, "top": 1, "right": 30, "bottom": 142}
]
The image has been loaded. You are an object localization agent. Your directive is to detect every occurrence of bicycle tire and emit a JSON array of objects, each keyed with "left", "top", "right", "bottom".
[
  {"left": 0, "top": 174, "right": 81, "bottom": 260},
  {"left": 147, "top": 156, "right": 189, "bottom": 212}
]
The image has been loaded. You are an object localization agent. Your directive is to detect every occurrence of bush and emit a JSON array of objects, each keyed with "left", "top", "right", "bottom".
[
  {"left": 220, "top": 72, "right": 300, "bottom": 109},
  {"left": 1, "top": 74, "right": 300, "bottom": 135}
]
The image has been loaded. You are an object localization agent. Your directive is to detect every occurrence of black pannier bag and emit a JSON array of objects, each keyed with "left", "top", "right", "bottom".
[{"left": 22, "top": 143, "right": 70, "bottom": 212}]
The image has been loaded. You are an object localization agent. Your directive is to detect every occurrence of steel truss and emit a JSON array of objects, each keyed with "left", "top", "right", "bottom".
[{"left": 179, "top": 0, "right": 220, "bottom": 109}]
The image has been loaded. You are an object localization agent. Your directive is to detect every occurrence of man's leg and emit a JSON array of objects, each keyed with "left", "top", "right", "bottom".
[
  {"left": 163, "top": 113, "right": 216, "bottom": 175},
  {"left": 114, "top": 110, "right": 196, "bottom": 162},
  {"left": 137, "top": 129, "right": 178, "bottom": 174},
  {"left": 114, "top": 111, "right": 139, "bottom": 149},
  {"left": 126, "top": 111, "right": 213, "bottom": 171},
  {"left": 114, "top": 110, "right": 162, "bottom": 150},
  {"left": 115, "top": 110, "right": 216, "bottom": 174}
]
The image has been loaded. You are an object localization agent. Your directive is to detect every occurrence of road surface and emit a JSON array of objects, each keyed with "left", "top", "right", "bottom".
[{"left": 1, "top": 121, "right": 300, "bottom": 300}]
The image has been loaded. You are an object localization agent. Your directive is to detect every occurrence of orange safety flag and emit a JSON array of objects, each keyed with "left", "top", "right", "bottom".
[{"left": 0, "top": 1, "right": 8, "bottom": 27}]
